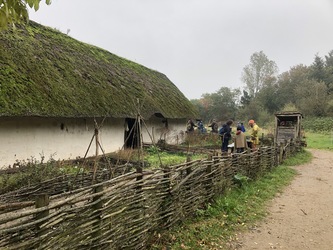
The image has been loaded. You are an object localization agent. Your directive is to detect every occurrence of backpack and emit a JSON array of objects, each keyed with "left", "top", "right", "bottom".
[{"left": 219, "top": 125, "right": 226, "bottom": 136}]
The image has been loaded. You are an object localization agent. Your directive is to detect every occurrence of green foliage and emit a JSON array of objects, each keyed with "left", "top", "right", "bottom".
[
  {"left": 192, "top": 87, "right": 240, "bottom": 122},
  {"left": 233, "top": 173, "right": 250, "bottom": 187},
  {"left": 0, "top": 0, "right": 51, "bottom": 29},
  {"left": 145, "top": 145, "right": 161, "bottom": 154},
  {"left": 282, "top": 102, "right": 298, "bottom": 112},
  {"left": 302, "top": 117, "right": 333, "bottom": 133},
  {"left": 240, "top": 90, "right": 251, "bottom": 107},
  {"left": 144, "top": 147, "right": 205, "bottom": 168}
]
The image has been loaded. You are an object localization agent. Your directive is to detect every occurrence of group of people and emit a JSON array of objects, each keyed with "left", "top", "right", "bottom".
[
  {"left": 186, "top": 118, "right": 260, "bottom": 154},
  {"left": 220, "top": 119, "right": 260, "bottom": 153}
]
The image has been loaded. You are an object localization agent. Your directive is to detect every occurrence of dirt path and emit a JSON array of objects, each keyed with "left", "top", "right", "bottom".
[{"left": 234, "top": 149, "right": 333, "bottom": 250}]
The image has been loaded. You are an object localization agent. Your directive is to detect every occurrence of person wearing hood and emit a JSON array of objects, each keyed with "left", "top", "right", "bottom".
[{"left": 234, "top": 125, "right": 247, "bottom": 153}]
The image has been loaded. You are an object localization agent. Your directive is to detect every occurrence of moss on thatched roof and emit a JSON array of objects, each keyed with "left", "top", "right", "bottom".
[{"left": 0, "top": 21, "right": 198, "bottom": 119}]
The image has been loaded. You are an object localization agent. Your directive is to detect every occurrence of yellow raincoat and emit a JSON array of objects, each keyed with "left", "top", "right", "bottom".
[{"left": 250, "top": 123, "right": 260, "bottom": 146}]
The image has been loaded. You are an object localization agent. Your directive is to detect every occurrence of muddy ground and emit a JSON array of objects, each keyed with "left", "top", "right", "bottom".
[{"left": 232, "top": 149, "right": 333, "bottom": 250}]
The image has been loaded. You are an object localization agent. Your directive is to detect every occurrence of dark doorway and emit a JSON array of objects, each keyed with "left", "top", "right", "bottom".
[{"left": 124, "top": 118, "right": 141, "bottom": 148}]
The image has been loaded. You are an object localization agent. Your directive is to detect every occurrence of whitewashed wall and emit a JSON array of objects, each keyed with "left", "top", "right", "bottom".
[
  {"left": 0, "top": 116, "right": 187, "bottom": 168},
  {"left": 0, "top": 117, "right": 125, "bottom": 169},
  {"left": 142, "top": 116, "right": 186, "bottom": 145}
]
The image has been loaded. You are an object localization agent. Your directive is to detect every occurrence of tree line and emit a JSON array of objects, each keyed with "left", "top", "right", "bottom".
[{"left": 191, "top": 50, "right": 333, "bottom": 125}]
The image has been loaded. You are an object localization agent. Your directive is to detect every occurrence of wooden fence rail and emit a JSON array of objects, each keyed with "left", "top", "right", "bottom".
[{"left": 0, "top": 140, "right": 302, "bottom": 249}]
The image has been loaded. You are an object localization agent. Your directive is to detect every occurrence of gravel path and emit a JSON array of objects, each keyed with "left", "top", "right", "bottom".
[{"left": 234, "top": 149, "right": 333, "bottom": 250}]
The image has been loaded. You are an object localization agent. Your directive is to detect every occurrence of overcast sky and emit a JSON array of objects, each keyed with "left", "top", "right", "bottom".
[{"left": 29, "top": 0, "right": 333, "bottom": 100}]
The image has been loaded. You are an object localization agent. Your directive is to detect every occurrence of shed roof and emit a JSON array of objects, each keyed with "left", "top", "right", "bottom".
[
  {"left": 274, "top": 111, "right": 303, "bottom": 118},
  {"left": 0, "top": 21, "right": 198, "bottom": 119}
]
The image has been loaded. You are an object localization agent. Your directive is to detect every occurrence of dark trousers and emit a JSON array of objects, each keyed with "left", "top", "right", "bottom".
[
  {"left": 221, "top": 139, "right": 229, "bottom": 152},
  {"left": 236, "top": 147, "right": 245, "bottom": 153}
]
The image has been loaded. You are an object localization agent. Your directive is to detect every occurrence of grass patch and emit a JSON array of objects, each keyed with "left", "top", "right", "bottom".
[
  {"left": 110, "top": 146, "right": 207, "bottom": 169},
  {"left": 305, "top": 132, "right": 333, "bottom": 150},
  {"left": 151, "top": 149, "right": 312, "bottom": 250},
  {"left": 145, "top": 146, "right": 206, "bottom": 168}
]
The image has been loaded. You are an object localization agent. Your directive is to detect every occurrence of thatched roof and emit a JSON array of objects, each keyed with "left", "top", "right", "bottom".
[{"left": 0, "top": 21, "right": 198, "bottom": 119}]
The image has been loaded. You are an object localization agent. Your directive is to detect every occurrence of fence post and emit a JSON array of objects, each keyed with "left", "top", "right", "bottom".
[
  {"left": 279, "top": 142, "right": 284, "bottom": 165},
  {"left": 186, "top": 156, "right": 192, "bottom": 175},
  {"left": 160, "top": 167, "right": 171, "bottom": 228},
  {"left": 35, "top": 193, "right": 49, "bottom": 236},
  {"left": 91, "top": 185, "right": 103, "bottom": 249},
  {"left": 261, "top": 133, "right": 264, "bottom": 146},
  {"left": 205, "top": 154, "right": 213, "bottom": 201},
  {"left": 136, "top": 165, "right": 143, "bottom": 187}
]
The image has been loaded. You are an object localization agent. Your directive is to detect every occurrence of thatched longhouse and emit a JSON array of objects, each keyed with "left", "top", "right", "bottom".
[{"left": 0, "top": 21, "right": 198, "bottom": 168}]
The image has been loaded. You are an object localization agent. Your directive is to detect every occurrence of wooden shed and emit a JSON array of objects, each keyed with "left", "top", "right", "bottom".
[{"left": 274, "top": 111, "right": 303, "bottom": 144}]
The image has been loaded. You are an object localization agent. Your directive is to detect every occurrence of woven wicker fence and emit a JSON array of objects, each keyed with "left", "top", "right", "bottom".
[{"left": 0, "top": 140, "right": 302, "bottom": 249}]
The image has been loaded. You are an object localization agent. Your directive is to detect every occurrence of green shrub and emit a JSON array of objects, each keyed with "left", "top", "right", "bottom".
[{"left": 302, "top": 117, "right": 333, "bottom": 133}]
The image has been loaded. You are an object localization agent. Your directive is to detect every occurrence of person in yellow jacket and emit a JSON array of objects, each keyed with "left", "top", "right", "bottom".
[{"left": 248, "top": 119, "right": 260, "bottom": 149}]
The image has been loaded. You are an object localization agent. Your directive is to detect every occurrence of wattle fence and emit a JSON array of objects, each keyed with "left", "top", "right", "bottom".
[{"left": 0, "top": 140, "right": 302, "bottom": 249}]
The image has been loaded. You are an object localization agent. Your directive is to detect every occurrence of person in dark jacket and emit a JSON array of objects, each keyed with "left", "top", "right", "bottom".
[
  {"left": 219, "top": 120, "right": 233, "bottom": 153},
  {"left": 186, "top": 118, "right": 196, "bottom": 133}
]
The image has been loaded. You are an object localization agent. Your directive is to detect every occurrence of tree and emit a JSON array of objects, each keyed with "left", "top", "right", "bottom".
[
  {"left": 196, "top": 87, "right": 240, "bottom": 123},
  {"left": 324, "top": 50, "right": 333, "bottom": 68},
  {"left": 275, "top": 64, "right": 310, "bottom": 107},
  {"left": 310, "top": 54, "right": 326, "bottom": 83},
  {"left": 324, "top": 50, "right": 333, "bottom": 93},
  {"left": 240, "top": 90, "right": 251, "bottom": 107},
  {"left": 0, "top": 0, "right": 51, "bottom": 29},
  {"left": 295, "top": 79, "right": 329, "bottom": 117},
  {"left": 309, "top": 53, "right": 333, "bottom": 93},
  {"left": 190, "top": 99, "right": 209, "bottom": 122},
  {"left": 255, "top": 76, "right": 280, "bottom": 113},
  {"left": 241, "top": 51, "right": 278, "bottom": 97}
]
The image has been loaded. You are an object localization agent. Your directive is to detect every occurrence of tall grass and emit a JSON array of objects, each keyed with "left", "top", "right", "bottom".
[{"left": 150, "top": 149, "right": 312, "bottom": 250}]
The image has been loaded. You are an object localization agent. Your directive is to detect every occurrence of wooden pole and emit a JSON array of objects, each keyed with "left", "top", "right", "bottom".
[
  {"left": 205, "top": 154, "right": 213, "bottom": 201},
  {"left": 35, "top": 193, "right": 49, "bottom": 236},
  {"left": 95, "top": 128, "right": 99, "bottom": 157},
  {"left": 279, "top": 142, "right": 284, "bottom": 165},
  {"left": 91, "top": 185, "right": 103, "bottom": 250}
]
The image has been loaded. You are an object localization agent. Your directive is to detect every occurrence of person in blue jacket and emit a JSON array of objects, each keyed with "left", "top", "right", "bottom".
[
  {"left": 197, "top": 119, "right": 206, "bottom": 133},
  {"left": 238, "top": 121, "right": 246, "bottom": 133}
]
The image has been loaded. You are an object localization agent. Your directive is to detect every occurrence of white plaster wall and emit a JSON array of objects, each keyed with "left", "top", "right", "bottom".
[
  {"left": 143, "top": 117, "right": 186, "bottom": 145},
  {"left": 0, "top": 117, "right": 125, "bottom": 169}
]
